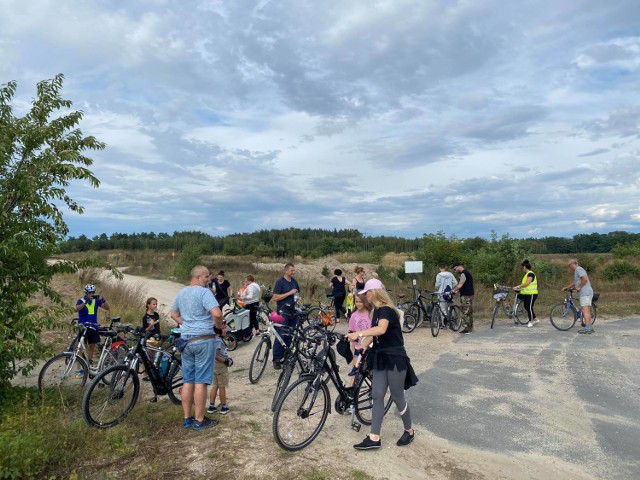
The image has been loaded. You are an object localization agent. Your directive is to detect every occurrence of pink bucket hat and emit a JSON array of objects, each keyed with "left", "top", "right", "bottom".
[{"left": 358, "top": 278, "right": 384, "bottom": 294}]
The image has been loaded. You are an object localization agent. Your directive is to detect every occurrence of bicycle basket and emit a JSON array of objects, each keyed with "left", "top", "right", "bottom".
[
  {"left": 592, "top": 292, "right": 600, "bottom": 302},
  {"left": 262, "top": 288, "right": 273, "bottom": 303}
]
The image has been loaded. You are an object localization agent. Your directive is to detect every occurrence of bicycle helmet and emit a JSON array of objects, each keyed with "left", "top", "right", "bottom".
[
  {"left": 269, "top": 311, "right": 285, "bottom": 324},
  {"left": 84, "top": 284, "right": 96, "bottom": 294}
]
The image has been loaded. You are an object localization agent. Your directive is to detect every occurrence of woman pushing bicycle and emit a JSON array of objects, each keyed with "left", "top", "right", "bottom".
[
  {"left": 345, "top": 279, "right": 418, "bottom": 451},
  {"left": 513, "top": 260, "right": 538, "bottom": 328}
]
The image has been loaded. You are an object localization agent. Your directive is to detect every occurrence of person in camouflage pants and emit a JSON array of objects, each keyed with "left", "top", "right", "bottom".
[{"left": 451, "top": 262, "right": 475, "bottom": 334}]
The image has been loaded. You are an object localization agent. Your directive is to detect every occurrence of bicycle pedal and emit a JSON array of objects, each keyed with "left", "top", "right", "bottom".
[
  {"left": 351, "top": 422, "right": 361, "bottom": 432},
  {"left": 149, "top": 396, "right": 158, "bottom": 403}
]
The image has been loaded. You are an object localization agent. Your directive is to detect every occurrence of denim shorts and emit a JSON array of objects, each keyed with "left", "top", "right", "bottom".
[{"left": 181, "top": 338, "right": 216, "bottom": 384}]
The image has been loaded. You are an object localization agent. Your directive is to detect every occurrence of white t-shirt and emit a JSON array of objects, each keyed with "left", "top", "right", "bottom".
[{"left": 242, "top": 282, "right": 261, "bottom": 304}]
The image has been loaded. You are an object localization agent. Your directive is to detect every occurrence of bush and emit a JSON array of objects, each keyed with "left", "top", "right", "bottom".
[
  {"left": 174, "top": 243, "right": 205, "bottom": 282},
  {"left": 601, "top": 260, "right": 640, "bottom": 281}
]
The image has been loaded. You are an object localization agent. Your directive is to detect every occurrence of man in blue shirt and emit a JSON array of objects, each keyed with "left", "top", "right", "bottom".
[
  {"left": 271, "top": 263, "right": 300, "bottom": 369},
  {"left": 75, "top": 283, "right": 110, "bottom": 368},
  {"left": 171, "top": 265, "right": 224, "bottom": 431}
]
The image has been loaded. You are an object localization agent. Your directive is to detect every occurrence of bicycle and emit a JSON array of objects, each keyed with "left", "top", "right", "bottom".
[
  {"left": 81, "top": 326, "right": 183, "bottom": 428},
  {"left": 399, "top": 285, "right": 462, "bottom": 333},
  {"left": 549, "top": 289, "right": 599, "bottom": 331},
  {"left": 38, "top": 317, "right": 127, "bottom": 406},
  {"left": 490, "top": 284, "right": 527, "bottom": 329},
  {"left": 423, "top": 290, "right": 456, "bottom": 337},
  {"left": 272, "top": 330, "right": 392, "bottom": 451}
]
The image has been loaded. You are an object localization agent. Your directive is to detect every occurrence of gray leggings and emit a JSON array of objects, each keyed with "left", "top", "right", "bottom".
[{"left": 371, "top": 366, "right": 412, "bottom": 436}]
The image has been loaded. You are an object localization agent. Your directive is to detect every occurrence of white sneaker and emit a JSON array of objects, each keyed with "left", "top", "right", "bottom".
[
  {"left": 527, "top": 321, "right": 533, "bottom": 328},
  {"left": 533, "top": 318, "right": 539, "bottom": 324}
]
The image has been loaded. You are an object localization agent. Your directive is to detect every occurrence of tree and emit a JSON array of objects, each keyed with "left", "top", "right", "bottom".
[{"left": 0, "top": 74, "right": 107, "bottom": 384}]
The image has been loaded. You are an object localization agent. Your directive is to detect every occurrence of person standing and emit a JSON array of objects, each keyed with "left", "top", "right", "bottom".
[
  {"left": 330, "top": 268, "right": 347, "bottom": 323},
  {"left": 211, "top": 271, "right": 232, "bottom": 309},
  {"left": 208, "top": 323, "right": 233, "bottom": 415},
  {"left": 513, "top": 260, "right": 538, "bottom": 328},
  {"left": 271, "top": 263, "right": 300, "bottom": 369},
  {"left": 171, "top": 265, "right": 224, "bottom": 431},
  {"left": 350, "top": 266, "right": 366, "bottom": 293},
  {"left": 435, "top": 265, "right": 456, "bottom": 326},
  {"left": 346, "top": 279, "right": 417, "bottom": 450},
  {"left": 75, "top": 283, "right": 110, "bottom": 370},
  {"left": 564, "top": 259, "right": 595, "bottom": 334},
  {"left": 239, "top": 275, "right": 261, "bottom": 336},
  {"left": 451, "top": 262, "right": 474, "bottom": 334}
]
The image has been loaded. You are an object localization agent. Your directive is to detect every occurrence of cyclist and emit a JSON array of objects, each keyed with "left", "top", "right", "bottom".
[
  {"left": 74, "top": 283, "right": 110, "bottom": 370},
  {"left": 271, "top": 263, "right": 300, "bottom": 370},
  {"left": 239, "top": 274, "right": 261, "bottom": 337},
  {"left": 563, "top": 259, "right": 595, "bottom": 334},
  {"left": 451, "top": 262, "right": 475, "bottom": 334},
  {"left": 329, "top": 268, "right": 347, "bottom": 323},
  {"left": 435, "top": 264, "right": 456, "bottom": 327},
  {"left": 513, "top": 260, "right": 538, "bottom": 328}
]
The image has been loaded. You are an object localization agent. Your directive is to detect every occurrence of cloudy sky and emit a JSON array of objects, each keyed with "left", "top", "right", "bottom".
[{"left": 2, "top": 0, "right": 639, "bottom": 240}]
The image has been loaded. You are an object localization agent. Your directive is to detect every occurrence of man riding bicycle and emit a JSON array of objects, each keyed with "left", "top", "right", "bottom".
[{"left": 75, "top": 283, "right": 110, "bottom": 369}]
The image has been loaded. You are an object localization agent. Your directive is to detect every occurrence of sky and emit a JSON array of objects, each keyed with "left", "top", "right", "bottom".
[{"left": 2, "top": 0, "right": 640, "bottom": 241}]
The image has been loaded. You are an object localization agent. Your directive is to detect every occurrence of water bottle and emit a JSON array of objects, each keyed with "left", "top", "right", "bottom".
[{"left": 160, "top": 354, "right": 170, "bottom": 378}]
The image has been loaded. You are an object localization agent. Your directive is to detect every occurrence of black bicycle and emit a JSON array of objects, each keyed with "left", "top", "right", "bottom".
[
  {"left": 272, "top": 331, "right": 392, "bottom": 452},
  {"left": 400, "top": 285, "right": 462, "bottom": 333},
  {"left": 81, "top": 326, "right": 182, "bottom": 428}
]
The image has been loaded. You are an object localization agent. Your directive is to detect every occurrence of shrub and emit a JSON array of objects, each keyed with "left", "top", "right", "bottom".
[
  {"left": 174, "top": 243, "right": 205, "bottom": 282},
  {"left": 601, "top": 260, "right": 640, "bottom": 281}
]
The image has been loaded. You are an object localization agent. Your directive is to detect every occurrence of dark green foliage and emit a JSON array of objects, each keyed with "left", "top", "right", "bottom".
[
  {"left": 468, "top": 232, "right": 532, "bottom": 285},
  {"left": 602, "top": 260, "right": 640, "bottom": 281},
  {"left": 174, "top": 243, "right": 205, "bottom": 281},
  {"left": 611, "top": 239, "right": 640, "bottom": 258},
  {"left": 0, "top": 75, "right": 115, "bottom": 384}
]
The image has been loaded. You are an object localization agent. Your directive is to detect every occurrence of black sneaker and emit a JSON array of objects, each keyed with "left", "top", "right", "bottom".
[
  {"left": 353, "top": 436, "right": 381, "bottom": 450},
  {"left": 193, "top": 416, "right": 218, "bottom": 431},
  {"left": 273, "top": 360, "right": 282, "bottom": 370},
  {"left": 396, "top": 430, "right": 415, "bottom": 446}
]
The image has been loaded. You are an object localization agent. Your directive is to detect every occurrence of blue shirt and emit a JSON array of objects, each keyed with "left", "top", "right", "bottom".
[
  {"left": 274, "top": 276, "right": 300, "bottom": 311},
  {"left": 172, "top": 286, "right": 219, "bottom": 336},
  {"left": 76, "top": 298, "right": 105, "bottom": 326}
]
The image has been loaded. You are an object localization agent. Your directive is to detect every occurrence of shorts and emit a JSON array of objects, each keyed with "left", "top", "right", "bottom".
[
  {"left": 83, "top": 327, "right": 100, "bottom": 345},
  {"left": 213, "top": 362, "right": 229, "bottom": 387},
  {"left": 579, "top": 295, "right": 593, "bottom": 307},
  {"left": 181, "top": 338, "right": 216, "bottom": 385}
]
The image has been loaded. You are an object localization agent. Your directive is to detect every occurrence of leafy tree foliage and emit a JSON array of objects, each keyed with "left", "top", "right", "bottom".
[
  {"left": 0, "top": 75, "right": 107, "bottom": 383},
  {"left": 471, "top": 232, "right": 532, "bottom": 285}
]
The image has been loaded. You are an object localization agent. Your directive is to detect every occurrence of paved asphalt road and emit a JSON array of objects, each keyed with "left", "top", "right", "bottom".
[{"left": 409, "top": 317, "right": 640, "bottom": 480}]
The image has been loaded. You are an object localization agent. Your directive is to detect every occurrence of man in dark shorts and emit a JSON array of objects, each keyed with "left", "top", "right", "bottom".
[{"left": 451, "top": 262, "right": 474, "bottom": 334}]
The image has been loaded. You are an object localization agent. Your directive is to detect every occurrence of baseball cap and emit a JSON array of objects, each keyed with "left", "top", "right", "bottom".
[
  {"left": 358, "top": 278, "right": 384, "bottom": 294},
  {"left": 450, "top": 262, "right": 461, "bottom": 269}
]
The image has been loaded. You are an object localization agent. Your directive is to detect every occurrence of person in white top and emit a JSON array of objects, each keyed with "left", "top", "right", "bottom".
[
  {"left": 239, "top": 275, "right": 262, "bottom": 336},
  {"left": 435, "top": 264, "right": 456, "bottom": 325}
]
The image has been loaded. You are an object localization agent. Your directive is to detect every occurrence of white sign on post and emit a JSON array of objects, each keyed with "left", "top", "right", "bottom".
[{"left": 404, "top": 261, "right": 423, "bottom": 274}]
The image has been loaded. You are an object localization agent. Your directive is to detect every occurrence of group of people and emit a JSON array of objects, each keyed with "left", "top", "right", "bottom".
[
  {"left": 328, "top": 265, "right": 367, "bottom": 322},
  {"left": 73, "top": 256, "right": 593, "bottom": 447}
]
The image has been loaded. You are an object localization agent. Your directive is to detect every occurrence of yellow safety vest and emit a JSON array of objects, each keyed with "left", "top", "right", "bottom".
[
  {"left": 85, "top": 299, "right": 97, "bottom": 315},
  {"left": 520, "top": 270, "right": 538, "bottom": 295}
]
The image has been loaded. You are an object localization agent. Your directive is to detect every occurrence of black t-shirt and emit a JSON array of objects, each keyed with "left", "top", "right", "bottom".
[
  {"left": 274, "top": 276, "right": 300, "bottom": 311},
  {"left": 331, "top": 276, "right": 346, "bottom": 297},
  {"left": 213, "top": 279, "right": 231, "bottom": 304},
  {"left": 142, "top": 312, "right": 161, "bottom": 335},
  {"left": 372, "top": 306, "right": 403, "bottom": 348},
  {"left": 459, "top": 268, "right": 475, "bottom": 296}
]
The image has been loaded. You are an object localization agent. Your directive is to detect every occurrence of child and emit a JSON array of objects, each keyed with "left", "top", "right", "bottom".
[
  {"left": 208, "top": 324, "right": 234, "bottom": 415},
  {"left": 347, "top": 294, "right": 372, "bottom": 377},
  {"left": 142, "top": 297, "right": 161, "bottom": 381}
]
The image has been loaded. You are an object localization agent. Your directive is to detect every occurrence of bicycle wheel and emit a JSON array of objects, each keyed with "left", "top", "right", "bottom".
[
  {"left": 304, "top": 307, "right": 322, "bottom": 327},
  {"left": 431, "top": 308, "right": 441, "bottom": 337},
  {"left": 257, "top": 309, "right": 270, "bottom": 330},
  {"left": 401, "top": 302, "right": 421, "bottom": 326},
  {"left": 38, "top": 353, "right": 88, "bottom": 406},
  {"left": 83, "top": 364, "right": 140, "bottom": 428},
  {"left": 166, "top": 360, "right": 183, "bottom": 405},
  {"left": 273, "top": 376, "right": 330, "bottom": 451},
  {"left": 354, "top": 373, "right": 393, "bottom": 425},
  {"left": 514, "top": 299, "right": 528, "bottom": 325},
  {"left": 271, "top": 355, "right": 296, "bottom": 412},
  {"left": 448, "top": 305, "right": 463, "bottom": 331},
  {"left": 249, "top": 336, "right": 271, "bottom": 384},
  {"left": 401, "top": 313, "right": 417, "bottom": 333},
  {"left": 549, "top": 303, "right": 577, "bottom": 331},
  {"left": 590, "top": 304, "right": 597, "bottom": 325},
  {"left": 490, "top": 302, "right": 506, "bottom": 329}
]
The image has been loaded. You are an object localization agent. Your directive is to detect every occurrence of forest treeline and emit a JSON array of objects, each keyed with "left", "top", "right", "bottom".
[{"left": 59, "top": 229, "right": 640, "bottom": 258}]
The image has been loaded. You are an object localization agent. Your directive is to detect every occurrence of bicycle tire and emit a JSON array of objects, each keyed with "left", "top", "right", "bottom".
[
  {"left": 273, "top": 376, "right": 330, "bottom": 451},
  {"left": 549, "top": 303, "right": 577, "bottom": 331},
  {"left": 83, "top": 364, "right": 140, "bottom": 428},
  {"left": 304, "top": 307, "right": 322, "bottom": 327},
  {"left": 490, "top": 302, "right": 502, "bottom": 329},
  {"left": 448, "top": 305, "right": 463, "bottom": 331},
  {"left": 38, "top": 353, "right": 88, "bottom": 406},
  {"left": 514, "top": 299, "right": 528, "bottom": 325},
  {"left": 431, "top": 308, "right": 441, "bottom": 337},
  {"left": 249, "top": 336, "right": 271, "bottom": 384},
  {"left": 400, "top": 302, "right": 421, "bottom": 326},
  {"left": 271, "top": 356, "right": 296, "bottom": 412},
  {"left": 400, "top": 313, "right": 417, "bottom": 333},
  {"left": 166, "top": 360, "right": 183, "bottom": 405},
  {"left": 353, "top": 373, "right": 393, "bottom": 425}
]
